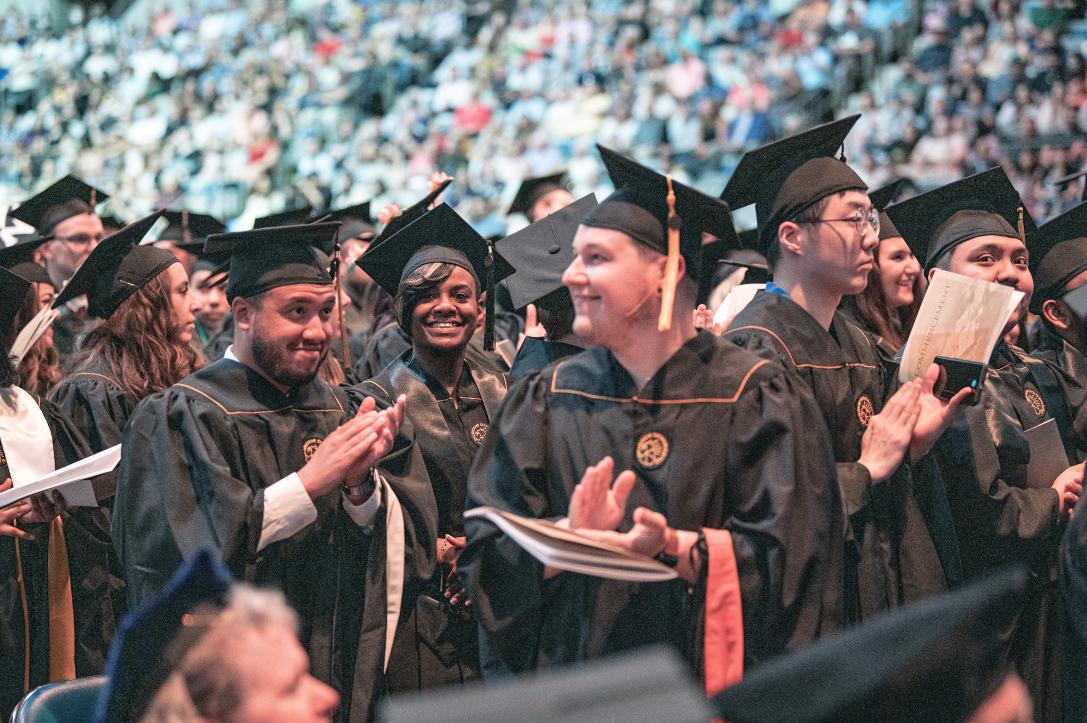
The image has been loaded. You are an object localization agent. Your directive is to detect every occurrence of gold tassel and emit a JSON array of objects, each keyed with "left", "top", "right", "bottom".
[
  {"left": 658, "top": 176, "right": 681, "bottom": 332},
  {"left": 182, "top": 209, "right": 192, "bottom": 245},
  {"left": 89, "top": 188, "right": 96, "bottom": 207},
  {"left": 1017, "top": 206, "right": 1025, "bottom": 242},
  {"left": 46, "top": 518, "right": 75, "bottom": 682}
]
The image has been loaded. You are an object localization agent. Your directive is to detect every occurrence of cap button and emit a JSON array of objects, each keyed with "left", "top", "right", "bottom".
[{"left": 548, "top": 245, "right": 561, "bottom": 254}]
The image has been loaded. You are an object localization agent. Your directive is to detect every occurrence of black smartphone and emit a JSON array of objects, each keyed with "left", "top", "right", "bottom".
[{"left": 932, "top": 355, "right": 985, "bottom": 406}]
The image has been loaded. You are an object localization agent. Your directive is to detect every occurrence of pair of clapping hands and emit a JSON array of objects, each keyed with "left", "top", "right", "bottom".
[
  {"left": 0, "top": 479, "right": 66, "bottom": 540},
  {"left": 298, "top": 395, "right": 407, "bottom": 505}
]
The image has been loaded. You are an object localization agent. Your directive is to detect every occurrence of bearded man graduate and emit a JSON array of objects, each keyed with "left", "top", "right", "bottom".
[
  {"left": 112, "top": 223, "right": 437, "bottom": 722},
  {"left": 722, "top": 117, "right": 969, "bottom": 625},
  {"left": 461, "top": 147, "right": 842, "bottom": 695},
  {"left": 887, "top": 169, "right": 1083, "bottom": 721}
]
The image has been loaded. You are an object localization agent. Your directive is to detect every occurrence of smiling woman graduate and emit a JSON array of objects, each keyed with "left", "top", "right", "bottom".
[{"left": 353, "top": 203, "right": 515, "bottom": 693}]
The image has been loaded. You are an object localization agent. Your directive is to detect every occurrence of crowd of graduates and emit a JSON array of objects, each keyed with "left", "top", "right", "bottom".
[{"left": 0, "top": 109, "right": 1086, "bottom": 722}]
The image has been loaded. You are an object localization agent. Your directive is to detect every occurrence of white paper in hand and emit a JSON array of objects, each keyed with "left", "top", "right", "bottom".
[
  {"left": 0, "top": 444, "right": 119, "bottom": 509},
  {"left": 464, "top": 506, "right": 678, "bottom": 582},
  {"left": 898, "top": 269, "right": 1023, "bottom": 384}
]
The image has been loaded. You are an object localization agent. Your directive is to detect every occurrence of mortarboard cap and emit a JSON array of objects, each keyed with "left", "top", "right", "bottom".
[
  {"left": 9, "top": 262, "right": 52, "bottom": 287},
  {"left": 497, "top": 193, "right": 597, "bottom": 310},
  {"left": 356, "top": 203, "right": 514, "bottom": 350},
  {"left": 0, "top": 265, "right": 31, "bottom": 335},
  {"left": 253, "top": 205, "right": 315, "bottom": 230},
  {"left": 0, "top": 233, "right": 50, "bottom": 270},
  {"left": 885, "top": 167, "right": 1036, "bottom": 271},
  {"left": 1029, "top": 201, "right": 1087, "bottom": 313},
  {"left": 203, "top": 222, "right": 339, "bottom": 302},
  {"left": 9, "top": 175, "right": 110, "bottom": 237},
  {"left": 53, "top": 211, "right": 177, "bottom": 319},
  {"left": 321, "top": 201, "right": 375, "bottom": 241},
  {"left": 507, "top": 171, "right": 570, "bottom": 218},
  {"left": 373, "top": 179, "right": 454, "bottom": 245},
  {"left": 159, "top": 210, "right": 228, "bottom": 254},
  {"left": 1062, "top": 279, "right": 1087, "bottom": 322},
  {"left": 1054, "top": 168, "right": 1087, "bottom": 203},
  {"left": 721, "top": 116, "right": 866, "bottom": 255},
  {"left": 380, "top": 645, "right": 713, "bottom": 723},
  {"left": 94, "top": 549, "right": 233, "bottom": 723},
  {"left": 97, "top": 215, "right": 127, "bottom": 233},
  {"left": 712, "top": 566, "right": 1028, "bottom": 723},
  {"left": 869, "top": 180, "right": 910, "bottom": 242}
]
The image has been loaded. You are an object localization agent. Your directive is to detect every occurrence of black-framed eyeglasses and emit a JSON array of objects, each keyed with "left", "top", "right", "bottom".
[
  {"left": 52, "top": 233, "right": 104, "bottom": 246},
  {"left": 799, "top": 208, "right": 880, "bottom": 237}
]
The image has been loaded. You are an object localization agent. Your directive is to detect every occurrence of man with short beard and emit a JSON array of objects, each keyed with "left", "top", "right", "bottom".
[
  {"left": 887, "top": 168, "right": 1083, "bottom": 721},
  {"left": 112, "top": 223, "right": 437, "bottom": 722}
]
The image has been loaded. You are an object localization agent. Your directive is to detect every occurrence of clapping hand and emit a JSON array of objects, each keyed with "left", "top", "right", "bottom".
[{"left": 568, "top": 456, "right": 636, "bottom": 531}]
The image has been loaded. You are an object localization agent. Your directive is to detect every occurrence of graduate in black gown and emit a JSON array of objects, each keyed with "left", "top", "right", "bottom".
[
  {"left": 0, "top": 266, "right": 91, "bottom": 715},
  {"left": 721, "top": 117, "right": 965, "bottom": 624},
  {"left": 461, "top": 147, "right": 842, "bottom": 696},
  {"left": 112, "top": 222, "right": 437, "bottom": 722},
  {"left": 8, "top": 176, "right": 111, "bottom": 365},
  {"left": 45, "top": 213, "right": 204, "bottom": 674},
  {"left": 354, "top": 203, "right": 515, "bottom": 692},
  {"left": 886, "top": 167, "right": 1084, "bottom": 721}
]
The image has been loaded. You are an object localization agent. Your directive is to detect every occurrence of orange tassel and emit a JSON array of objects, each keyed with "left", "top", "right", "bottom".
[
  {"left": 658, "top": 176, "right": 681, "bottom": 332},
  {"left": 1017, "top": 206, "right": 1025, "bottom": 243}
]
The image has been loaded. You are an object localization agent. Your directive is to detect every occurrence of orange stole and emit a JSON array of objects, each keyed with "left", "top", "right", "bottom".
[{"left": 703, "top": 528, "right": 743, "bottom": 697}]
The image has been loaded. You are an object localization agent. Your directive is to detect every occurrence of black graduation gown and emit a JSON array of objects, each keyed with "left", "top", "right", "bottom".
[
  {"left": 726, "top": 292, "right": 949, "bottom": 623},
  {"left": 1060, "top": 493, "right": 1087, "bottom": 722},
  {"left": 50, "top": 310, "right": 92, "bottom": 371},
  {"left": 46, "top": 363, "right": 132, "bottom": 675},
  {"left": 0, "top": 395, "right": 91, "bottom": 715},
  {"left": 1033, "top": 325, "right": 1087, "bottom": 456},
  {"left": 358, "top": 352, "right": 507, "bottom": 692},
  {"left": 932, "top": 341, "right": 1075, "bottom": 721},
  {"left": 508, "top": 338, "right": 583, "bottom": 380},
  {"left": 460, "top": 332, "right": 842, "bottom": 679},
  {"left": 201, "top": 315, "right": 235, "bottom": 362},
  {"left": 112, "top": 358, "right": 438, "bottom": 722}
]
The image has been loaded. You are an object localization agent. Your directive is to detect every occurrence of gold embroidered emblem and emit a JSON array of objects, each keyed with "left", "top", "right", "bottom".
[
  {"left": 303, "top": 437, "right": 322, "bottom": 462},
  {"left": 1025, "top": 388, "right": 1046, "bottom": 417},
  {"left": 470, "top": 422, "right": 489, "bottom": 446},
  {"left": 856, "top": 395, "right": 874, "bottom": 428},
  {"left": 635, "top": 432, "right": 670, "bottom": 469}
]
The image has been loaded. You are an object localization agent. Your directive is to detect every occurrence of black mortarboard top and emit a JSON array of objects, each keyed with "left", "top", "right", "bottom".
[
  {"left": 1029, "top": 201, "right": 1087, "bottom": 313},
  {"left": 885, "top": 167, "right": 1037, "bottom": 271},
  {"left": 591, "top": 145, "right": 737, "bottom": 278},
  {"left": 507, "top": 171, "right": 569, "bottom": 218},
  {"left": 380, "top": 645, "right": 713, "bottom": 723},
  {"left": 869, "top": 180, "right": 910, "bottom": 242},
  {"left": 713, "top": 566, "right": 1028, "bottom": 723},
  {"left": 252, "top": 205, "right": 315, "bottom": 230},
  {"left": 94, "top": 549, "right": 233, "bottom": 723},
  {"left": 0, "top": 233, "right": 50, "bottom": 270},
  {"left": 9, "top": 262, "right": 52, "bottom": 287},
  {"left": 0, "top": 265, "right": 31, "bottom": 334},
  {"left": 53, "top": 211, "right": 177, "bottom": 319},
  {"left": 203, "top": 222, "right": 339, "bottom": 302},
  {"left": 9, "top": 175, "right": 110, "bottom": 237},
  {"left": 97, "top": 215, "right": 127, "bottom": 232},
  {"left": 321, "top": 201, "right": 375, "bottom": 241},
  {"left": 497, "top": 193, "right": 597, "bottom": 310},
  {"left": 720, "top": 115, "right": 866, "bottom": 255},
  {"left": 373, "top": 179, "right": 453, "bottom": 245},
  {"left": 158, "top": 210, "right": 228, "bottom": 254},
  {"left": 1054, "top": 168, "right": 1087, "bottom": 202},
  {"left": 717, "top": 247, "right": 771, "bottom": 287}
]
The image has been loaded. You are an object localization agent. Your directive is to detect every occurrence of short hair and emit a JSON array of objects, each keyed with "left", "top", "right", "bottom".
[
  {"left": 178, "top": 585, "right": 299, "bottom": 721},
  {"left": 770, "top": 194, "right": 835, "bottom": 270},
  {"left": 394, "top": 261, "right": 474, "bottom": 336}
]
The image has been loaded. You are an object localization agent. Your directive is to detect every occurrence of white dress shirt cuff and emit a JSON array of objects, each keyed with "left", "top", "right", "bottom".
[
  {"left": 342, "top": 473, "right": 383, "bottom": 530},
  {"left": 257, "top": 472, "right": 318, "bottom": 552}
]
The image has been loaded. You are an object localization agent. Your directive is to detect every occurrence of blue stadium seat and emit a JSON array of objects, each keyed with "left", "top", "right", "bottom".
[{"left": 9, "top": 676, "right": 105, "bottom": 723}]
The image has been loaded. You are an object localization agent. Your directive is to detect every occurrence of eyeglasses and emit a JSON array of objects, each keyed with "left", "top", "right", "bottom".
[
  {"left": 52, "top": 233, "right": 105, "bottom": 246},
  {"left": 800, "top": 208, "right": 880, "bottom": 237}
]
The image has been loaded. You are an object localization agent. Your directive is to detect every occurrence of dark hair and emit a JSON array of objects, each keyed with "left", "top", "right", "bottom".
[
  {"left": 534, "top": 289, "right": 576, "bottom": 340},
  {"left": 2, "top": 284, "right": 61, "bottom": 395},
  {"left": 394, "top": 262, "right": 462, "bottom": 336},
  {"left": 69, "top": 268, "right": 202, "bottom": 400},
  {"left": 41, "top": 200, "right": 94, "bottom": 236},
  {"left": 767, "top": 195, "right": 835, "bottom": 270},
  {"left": 841, "top": 244, "right": 924, "bottom": 351}
]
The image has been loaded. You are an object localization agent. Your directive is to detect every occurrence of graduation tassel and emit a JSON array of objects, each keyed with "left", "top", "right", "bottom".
[
  {"left": 330, "top": 229, "right": 353, "bottom": 371},
  {"left": 484, "top": 237, "right": 496, "bottom": 351},
  {"left": 658, "top": 176, "right": 681, "bottom": 333},
  {"left": 89, "top": 187, "right": 96, "bottom": 207},
  {"left": 1017, "top": 205, "right": 1026, "bottom": 243},
  {"left": 181, "top": 209, "right": 191, "bottom": 245}
]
